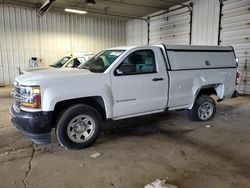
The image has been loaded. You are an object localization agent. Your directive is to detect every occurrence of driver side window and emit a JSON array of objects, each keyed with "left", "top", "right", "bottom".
[{"left": 115, "top": 50, "right": 156, "bottom": 76}]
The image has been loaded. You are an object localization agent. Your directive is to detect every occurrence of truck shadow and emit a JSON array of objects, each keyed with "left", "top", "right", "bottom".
[{"left": 100, "top": 111, "right": 196, "bottom": 140}]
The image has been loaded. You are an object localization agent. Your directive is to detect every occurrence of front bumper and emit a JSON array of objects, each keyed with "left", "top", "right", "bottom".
[{"left": 10, "top": 105, "right": 53, "bottom": 144}]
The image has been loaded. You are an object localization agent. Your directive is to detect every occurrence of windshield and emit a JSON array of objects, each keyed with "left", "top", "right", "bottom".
[
  {"left": 50, "top": 56, "right": 71, "bottom": 68},
  {"left": 78, "top": 50, "right": 124, "bottom": 73}
]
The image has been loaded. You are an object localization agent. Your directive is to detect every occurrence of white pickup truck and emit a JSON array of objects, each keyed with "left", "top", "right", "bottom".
[{"left": 10, "top": 44, "right": 238, "bottom": 149}]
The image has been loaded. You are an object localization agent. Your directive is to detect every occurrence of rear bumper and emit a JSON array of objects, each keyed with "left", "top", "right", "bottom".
[{"left": 10, "top": 105, "right": 53, "bottom": 144}]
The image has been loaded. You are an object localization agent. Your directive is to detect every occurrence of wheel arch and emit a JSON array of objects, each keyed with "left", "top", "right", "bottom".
[
  {"left": 52, "top": 96, "right": 107, "bottom": 127},
  {"left": 191, "top": 83, "right": 224, "bottom": 109}
]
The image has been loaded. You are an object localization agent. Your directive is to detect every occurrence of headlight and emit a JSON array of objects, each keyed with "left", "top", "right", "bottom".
[{"left": 20, "top": 86, "right": 41, "bottom": 109}]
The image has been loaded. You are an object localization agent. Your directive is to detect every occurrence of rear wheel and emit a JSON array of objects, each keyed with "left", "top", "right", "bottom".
[
  {"left": 188, "top": 95, "right": 216, "bottom": 121},
  {"left": 56, "top": 104, "right": 102, "bottom": 149}
]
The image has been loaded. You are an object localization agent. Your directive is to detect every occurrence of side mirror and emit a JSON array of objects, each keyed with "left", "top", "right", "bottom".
[
  {"left": 115, "top": 69, "right": 123, "bottom": 75},
  {"left": 115, "top": 64, "right": 136, "bottom": 76}
]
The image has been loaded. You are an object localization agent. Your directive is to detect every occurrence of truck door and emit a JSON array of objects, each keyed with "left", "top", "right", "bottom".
[{"left": 111, "top": 47, "right": 168, "bottom": 118}]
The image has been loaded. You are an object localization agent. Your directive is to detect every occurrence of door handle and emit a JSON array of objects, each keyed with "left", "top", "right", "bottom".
[
  {"left": 205, "top": 60, "right": 211, "bottom": 66},
  {"left": 152, "top": 78, "right": 164, "bottom": 81}
]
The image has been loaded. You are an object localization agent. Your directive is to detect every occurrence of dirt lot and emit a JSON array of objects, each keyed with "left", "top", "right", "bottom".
[{"left": 0, "top": 86, "right": 250, "bottom": 188}]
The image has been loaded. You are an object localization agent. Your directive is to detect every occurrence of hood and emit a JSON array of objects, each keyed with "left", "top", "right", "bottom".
[{"left": 15, "top": 68, "right": 92, "bottom": 85}]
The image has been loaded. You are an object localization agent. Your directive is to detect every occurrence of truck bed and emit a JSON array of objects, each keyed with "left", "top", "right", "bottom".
[{"left": 161, "top": 45, "right": 237, "bottom": 110}]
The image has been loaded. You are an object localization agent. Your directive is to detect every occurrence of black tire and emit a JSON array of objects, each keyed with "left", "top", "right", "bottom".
[
  {"left": 188, "top": 95, "right": 216, "bottom": 121},
  {"left": 56, "top": 104, "right": 102, "bottom": 149}
]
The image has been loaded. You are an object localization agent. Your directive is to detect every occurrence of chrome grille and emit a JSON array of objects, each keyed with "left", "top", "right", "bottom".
[{"left": 13, "top": 82, "right": 21, "bottom": 111}]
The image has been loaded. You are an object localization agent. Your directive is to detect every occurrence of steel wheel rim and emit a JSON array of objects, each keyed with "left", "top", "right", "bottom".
[
  {"left": 67, "top": 115, "right": 95, "bottom": 143},
  {"left": 198, "top": 102, "right": 213, "bottom": 120}
]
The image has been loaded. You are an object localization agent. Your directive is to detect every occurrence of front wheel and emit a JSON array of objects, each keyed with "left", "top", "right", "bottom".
[
  {"left": 188, "top": 95, "right": 216, "bottom": 121},
  {"left": 56, "top": 104, "right": 102, "bottom": 149}
]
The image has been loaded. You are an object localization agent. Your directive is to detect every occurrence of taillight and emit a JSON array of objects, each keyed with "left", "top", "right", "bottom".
[{"left": 236, "top": 70, "right": 240, "bottom": 85}]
